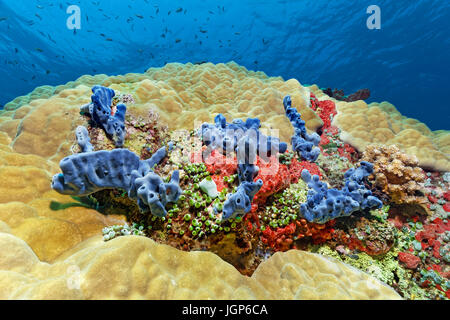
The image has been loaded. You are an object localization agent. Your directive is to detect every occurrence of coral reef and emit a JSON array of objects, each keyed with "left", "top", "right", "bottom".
[
  {"left": 300, "top": 162, "right": 383, "bottom": 223},
  {"left": 362, "top": 144, "right": 426, "bottom": 205}
]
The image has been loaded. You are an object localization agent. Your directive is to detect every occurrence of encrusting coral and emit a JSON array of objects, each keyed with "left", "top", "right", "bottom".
[{"left": 362, "top": 144, "right": 426, "bottom": 205}]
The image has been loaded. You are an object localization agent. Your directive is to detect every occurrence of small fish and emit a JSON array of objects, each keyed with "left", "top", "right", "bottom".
[
  {"left": 175, "top": 39, "right": 181, "bottom": 43},
  {"left": 14, "top": 48, "right": 18, "bottom": 53},
  {"left": 135, "top": 14, "right": 144, "bottom": 19},
  {"left": 0, "top": 17, "right": 8, "bottom": 22},
  {"left": 199, "top": 29, "right": 207, "bottom": 33},
  {"left": 176, "top": 8, "right": 182, "bottom": 13},
  {"left": 106, "top": 38, "right": 113, "bottom": 41},
  {"left": 208, "top": 10, "right": 214, "bottom": 15},
  {"left": 46, "top": 70, "right": 51, "bottom": 74},
  {"left": 35, "top": 13, "right": 42, "bottom": 20},
  {"left": 35, "top": 48, "right": 44, "bottom": 52},
  {"left": 100, "top": 33, "right": 105, "bottom": 37}
]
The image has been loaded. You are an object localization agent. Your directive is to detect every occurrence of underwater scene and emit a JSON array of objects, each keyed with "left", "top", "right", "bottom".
[{"left": 0, "top": 0, "right": 449, "bottom": 302}]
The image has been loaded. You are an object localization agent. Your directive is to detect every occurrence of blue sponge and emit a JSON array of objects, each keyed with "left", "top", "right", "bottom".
[
  {"left": 299, "top": 161, "right": 382, "bottom": 223},
  {"left": 134, "top": 170, "right": 182, "bottom": 217},
  {"left": 81, "top": 85, "right": 127, "bottom": 147},
  {"left": 283, "top": 95, "right": 321, "bottom": 161},
  {"left": 200, "top": 113, "right": 287, "bottom": 161},
  {"left": 75, "top": 126, "right": 94, "bottom": 152}
]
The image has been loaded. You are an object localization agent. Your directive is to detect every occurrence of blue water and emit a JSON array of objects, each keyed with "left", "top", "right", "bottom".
[{"left": 0, "top": 0, "right": 449, "bottom": 130}]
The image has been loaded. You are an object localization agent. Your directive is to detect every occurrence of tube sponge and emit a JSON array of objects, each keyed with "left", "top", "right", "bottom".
[
  {"left": 283, "top": 96, "right": 320, "bottom": 161},
  {"left": 222, "top": 180, "right": 263, "bottom": 220},
  {"left": 200, "top": 113, "right": 287, "bottom": 161},
  {"left": 134, "top": 171, "right": 182, "bottom": 217},
  {"left": 75, "top": 126, "right": 94, "bottom": 153},
  {"left": 222, "top": 136, "right": 263, "bottom": 220},
  {"left": 299, "top": 161, "right": 382, "bottom": 223}
]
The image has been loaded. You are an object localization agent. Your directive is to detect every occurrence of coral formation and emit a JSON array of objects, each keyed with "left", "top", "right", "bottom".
[
  {"left": 362, "top": 144, "right": 426, "bottom": 205},
  {"left": 300, "top": 162, "right": 382, "bottom": 223},
  {"left": 0, "top": 234, "right": 401, "bottom": 299}
]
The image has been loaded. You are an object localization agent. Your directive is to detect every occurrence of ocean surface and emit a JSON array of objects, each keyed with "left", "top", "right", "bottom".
[{"left": 0, "top": 0, "right": 449, "bottom": 130}]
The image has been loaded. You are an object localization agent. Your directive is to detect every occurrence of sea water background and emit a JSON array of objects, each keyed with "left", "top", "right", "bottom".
[{"left": 0, "top": 0, "right": 449, "bottom": 130}]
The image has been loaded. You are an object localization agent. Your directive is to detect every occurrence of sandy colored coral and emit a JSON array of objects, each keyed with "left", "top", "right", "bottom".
[
  {"left": 362, "top": 144, "right": 426, "bottom": 205},
  {"left": 0, "top": 233, "right": 401, "bottom": 300},
  {"left": 309, "top": 85, "right": 450, "bottom": 172}
]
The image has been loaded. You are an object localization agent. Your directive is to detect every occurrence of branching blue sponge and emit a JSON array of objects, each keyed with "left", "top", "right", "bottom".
[
  {"left": 80, "top": 85, "right": 127, "bottom": 147},
  {"left": 200, "top": 114, "right": 288, "bottom": 161},
  {"left": 283, "top": 95, "right": 321, "bottom": 161},
  {"left": 75, "top": 126, "right": 94, "bottom": 152},
  {"left": 299, "top": 161, "right": 382, "bottom": 223},
  {"left": 222, "top": 136, "right": 263, "bottom": 220},
  {"left": 51, "top": 145, "right": 181, "bottom": 217}
]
